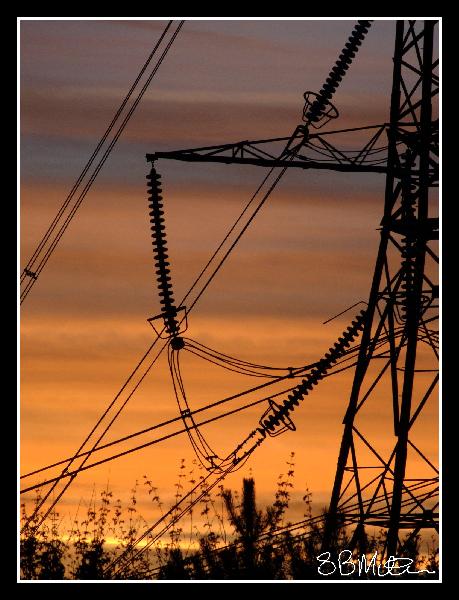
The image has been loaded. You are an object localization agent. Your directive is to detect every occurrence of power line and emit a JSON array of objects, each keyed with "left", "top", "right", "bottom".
[
  {"left": 20, "top": 336, "right": 167, "bottom": 532},
  {"left": 21, "top": 361, "right": 319, "bottom": 482},
  {"left": 187, "top": 163, "right": 292, "bottom": 316},
  {"left": 20, "top": 20, "right": 184, "bottom": 304},
  {"left": 21, "top": 21, "right": 173, "bottom": 286},
  {"left": 21, "top": 395, "right": 270, "bottom": 494},
  {"left": 22, "top": 338, "right": 372, "bottom": 494}
]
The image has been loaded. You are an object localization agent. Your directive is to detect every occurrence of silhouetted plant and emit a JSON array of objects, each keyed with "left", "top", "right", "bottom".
[
  {"left": 20, "top": 492, "right": 66, "bottom": 580},
  {"left": 20, "top": 455, "right": 439, "bottom": 581}
]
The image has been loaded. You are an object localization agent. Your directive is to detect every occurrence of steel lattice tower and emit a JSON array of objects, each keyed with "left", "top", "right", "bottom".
[{"left": 324, "top": 20, "right": 439, "bottom": 558}]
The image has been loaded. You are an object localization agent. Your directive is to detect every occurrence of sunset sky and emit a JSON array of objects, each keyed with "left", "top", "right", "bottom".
[{"left": 20, "top": 18, "right": 438, "bottom": 540}]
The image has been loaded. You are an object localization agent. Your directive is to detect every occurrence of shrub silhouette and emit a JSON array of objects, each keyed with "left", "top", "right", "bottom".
[{"left": 20, "top": 456, "right": 439, "bottom": 581}]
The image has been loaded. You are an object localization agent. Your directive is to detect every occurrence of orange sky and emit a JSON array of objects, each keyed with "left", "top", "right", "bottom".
[{"left": 20, "top": 19, "right": 438, "bottom": 540}]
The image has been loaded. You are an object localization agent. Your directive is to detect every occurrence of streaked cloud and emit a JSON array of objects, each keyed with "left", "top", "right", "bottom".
[{"left": 20, "top": 20, "right": 438, "bottom": 531}]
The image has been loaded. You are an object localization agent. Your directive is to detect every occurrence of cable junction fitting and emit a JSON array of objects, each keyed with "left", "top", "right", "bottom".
[{"left": 146, "top": 164, "right": 186, "bottom": 350}]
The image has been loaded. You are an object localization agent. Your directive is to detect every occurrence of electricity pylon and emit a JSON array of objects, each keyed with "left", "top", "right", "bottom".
[{"left": 148, "top": 20, "right": 439, "bottom": 559}]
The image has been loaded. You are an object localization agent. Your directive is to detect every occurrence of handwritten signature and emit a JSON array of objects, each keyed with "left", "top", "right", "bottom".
[{"left": 316, "top": 550, "right": 436, "bottom": 577}]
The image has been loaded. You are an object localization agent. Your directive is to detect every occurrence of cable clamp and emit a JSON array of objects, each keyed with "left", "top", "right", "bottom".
[
  {"left": 147, "top": 305, "right": 188, "bottom": 338},
  {"left": 24, "top": 268, "right": 38, "bottom": 280}
]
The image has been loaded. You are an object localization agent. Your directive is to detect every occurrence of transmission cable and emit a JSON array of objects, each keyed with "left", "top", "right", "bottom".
[
  {"left": 22, "top": 390, "right": 283, "bottom": 494},
  {"left": 21, "top": 353, "right": 328, "bottom": 484},
  {"left": 20, "top": 20, "right": 184, "bottom": 304},
  {"left": 23, "top": 329, "right": 388, "bottom": 486},
  {"left": 21, "top": 21, "right": 173, "bottom": 286}
]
